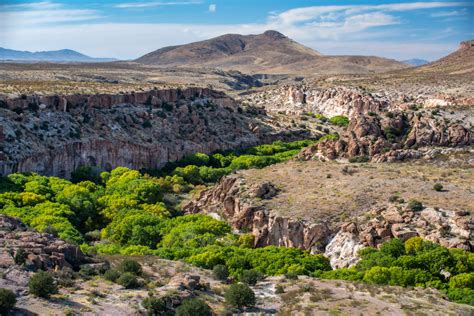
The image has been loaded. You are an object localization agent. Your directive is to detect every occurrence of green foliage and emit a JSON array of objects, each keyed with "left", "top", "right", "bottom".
[
  {"left": 0, "top": 288, "right": 16, "bottom": 314},
  {"left": 329, "top": 115, "right": 349, "bottom": 127},
  {"left": 176, "top": 299, "right": 213, "bottom": 316},
  {"left": 103, "top": 269, "right": 120, "bottom": 282},
  {"left": 449, "top": 273, "right": 474, "bottom": 289},
  {"left": 116, "top": 273, "right": 140, "bottom": 289},
  {"left": 318, "top": 133, "right": 339, "bottom": 142},
  {"left": 118, "top": 259, "right": 142, "bottom": 276},
  {"left": 407, "top": 199, "right": 423, "bottom": 211},
  {"left": 446, "top": 288, "right": 474, "bottom": 306},
  {"left": 142, "top": 296, "right": 172, "bottom": 316},
  {"left": 433, "top": 183, "right": 443, "bottom": 192},
  {"left": 28, "top": 271, "right": 58, "bottom": 298},
  {"left": 213, "top": 264, "right": 229, "bottom": 281},
  {"left": 225, "top": 283, "right": 256, "bottom": 310},
  {"left": 239, "top": 269, "right": 262, "bottom": 286},
  {"left": 14, "top": 248, "right": 27, "bottom": 265}
]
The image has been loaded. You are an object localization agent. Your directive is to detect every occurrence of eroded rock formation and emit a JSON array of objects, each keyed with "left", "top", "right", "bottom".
[
  {"left": 185, "top": 175, "right": 473, "bottom": 268},
  {"left": 0, "top": 87, "right": 309, "bottom": 177}
]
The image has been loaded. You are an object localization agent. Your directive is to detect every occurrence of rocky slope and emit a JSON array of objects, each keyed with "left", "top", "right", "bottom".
[
  {"left": 136, "top": 30, "right": 407, "bottom": 75},
  {"left": 0, "top": 87, "right": 309, "bottom": 177},
  {"left": 185, "top": 173, "right": 472, "bottom": 268}
]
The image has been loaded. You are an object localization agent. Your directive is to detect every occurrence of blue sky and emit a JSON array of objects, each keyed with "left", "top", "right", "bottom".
[{"left": 0, "top": 1, "right": 473, "bottom": 60}]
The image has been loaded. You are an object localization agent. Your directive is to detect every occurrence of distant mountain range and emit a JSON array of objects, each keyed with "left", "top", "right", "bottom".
[
  {"left": 0, "top": 48, "right": 116, "bottom": 62},
  {"left": 135, "top": 30, "right": 408, "bottom": 75},
  {"left": 401, "top": 58, "right": 430, "bottom": 66}
]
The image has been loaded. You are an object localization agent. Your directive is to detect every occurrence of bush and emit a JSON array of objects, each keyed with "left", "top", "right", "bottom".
[
  {"left": 103, "top": 269, "right": 120, "bottom": 282},
  {"left": 176, "top": 298, "right": 213, "bottom": 316},
  {"left": 0, "top": 288, "right": 16, "bottom": 314},
  {"left": 446, "top": 288, "right": 474, "bottom": 306},
  {"left": 14, "top": 248, "right": 27, "bottom": 265},
  {"left": 329, "top": 115, "right": 349, "bottom": 127},
  {"left": 213, "top": 264, "right": 229, "bottom": 281},
  {"left": 116, "top": 272, "right": 140, "bottom": 289},
  {"left": 28, "top": 271, "right": 58, "bottom": 298},
  {"left": 225, "top": 283, "right": 256, "bottom": 310},
  {"left": 407, "top": 199, "right": 423, "bottom": 212},
  {"left": 118, "top": 259, "right": 142, "bottom": 275},
  {"left": 433, "top": 183, "right": 443, "bottom": 192},
  {"left": 449, "top": 273, "right": 474, "bottom": 289},
  {"left": 239, "top": 269, "right": 263, "bottom": 286},
  {"left": 142, "top": 296, "right": 169, "bottom": 316},
  {"left": 275, "top": 284, "right": 284, "bottom": 294}
]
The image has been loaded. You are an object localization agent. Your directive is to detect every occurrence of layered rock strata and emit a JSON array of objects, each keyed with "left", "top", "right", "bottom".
[{"left": 0, "top": 87, "right": 309, "bottom": 177}]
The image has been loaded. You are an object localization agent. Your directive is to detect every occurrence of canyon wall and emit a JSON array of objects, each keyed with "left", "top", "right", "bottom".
[
  {"left": 185, "top": 175, "right": 472, "bottom": 268},
  {"left": 0, "top": 88, "right": 309, "bottom": 177}
]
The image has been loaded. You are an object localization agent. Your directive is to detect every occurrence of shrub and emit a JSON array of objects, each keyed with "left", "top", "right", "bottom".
[
  {"left": 433, "top": 183, "right": 443, "bottom": 192},
  {"left": 142, "top": 296, "right": 169, "bottom": 316},
  {"left": 213, "top": 264, "right": 229, "bottom": 281},
  {"left": 176, "top": 298, "right": 212, "bottom": 316},
  {"left": 14, "top": 248, "right": 27, "bottom": 265},
  {"left": 275, "top": 285, "right": 284, "bottom": 294},
  {"left": 446, "top": 288, "right": 474, "bottom": 306},
  {"left": 407, "top": 199, "right": 423, "bottom": 212},
  {"left": 28, "top": 271, "right": 58, "bottom": 298},
  {"left": 118, "top": 259, "right": 142, "bottom": 275},
  {"left": 116, "top": 273, "right": 140, "bottom": 289},
  {"left": 0, "top": 288, "right": 16, "bottom": 314},
  {"left": 329, "top": 115, "right": 349, "bottom": 127},
  {"left": 103, "top": 269, "right": 120, "bottom": 282},
  {"left": 363, "top": 266, "right": 391, "bottom": 285},
  {"left": 449, "top": 273, "right": 474, "bottom": 289},
  {"left": 239, "top": 269, "right": 262, "bottom": 286},
  {"left": 225, "top": 283, "right": 256, "bottom": 310}
]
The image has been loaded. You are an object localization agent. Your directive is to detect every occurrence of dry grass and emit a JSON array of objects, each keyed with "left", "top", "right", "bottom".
[{"left": 239, "top": 157, "right": 473, "bottom": 225}]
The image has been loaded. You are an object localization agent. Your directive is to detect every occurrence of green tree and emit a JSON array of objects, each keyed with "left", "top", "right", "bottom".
[
  {"left": 176, "top": 299, "right": 213, "bottom": 316},
  {"left": 118, "top": 259, "right": 142, "bottom": 275},
  {"left": 225, "top": 283, "right": 256, "bottom": 310},
  {"left": 0, "top": 288, "right": 16, "bottom": 314},
  {"left": 116, "top": 273, "right": 140, "bottom": 289},
  {"left": 213, "top": 264, "right": 229, "bottom": 281},
  {"left": 28, "top": 271, "right": 58, "bottom": 298}
]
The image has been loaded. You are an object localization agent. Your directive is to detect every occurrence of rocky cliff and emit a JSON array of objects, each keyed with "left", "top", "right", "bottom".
[
  {"left": 185, "top": 175, "right": 472, "bottom": 268},
  {"left": 0, "top": 87, "right": 309, "bottom": 177}
]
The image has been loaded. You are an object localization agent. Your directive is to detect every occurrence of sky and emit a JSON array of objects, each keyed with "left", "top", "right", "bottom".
[{"left": 0, "top": 0, "right": 473, "bottom": 61}]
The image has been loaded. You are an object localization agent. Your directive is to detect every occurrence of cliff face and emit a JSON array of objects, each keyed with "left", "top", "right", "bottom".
[
  {"left": 185, "top": 174, "right": 472, "bottom": 268},
  {"left": 0, "top": 87, "right": 309, "bottom": 177}
]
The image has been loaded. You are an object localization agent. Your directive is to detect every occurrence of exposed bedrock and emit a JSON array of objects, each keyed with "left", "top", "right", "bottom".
[
  {"left": 0, "top": 87, "right": 309, "bottom": 177},
  {"left": 184, "top": 175, "right": 473, "bottom": 268}
]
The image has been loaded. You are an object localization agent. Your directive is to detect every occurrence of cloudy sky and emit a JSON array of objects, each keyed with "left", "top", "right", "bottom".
[{"left": 0, "top": 0, "right": 473, "bottom": 61}]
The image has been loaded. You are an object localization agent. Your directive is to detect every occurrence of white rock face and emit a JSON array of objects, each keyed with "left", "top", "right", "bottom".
[{"left": 324, "top": 231, "right": 365, "bottom": 269}]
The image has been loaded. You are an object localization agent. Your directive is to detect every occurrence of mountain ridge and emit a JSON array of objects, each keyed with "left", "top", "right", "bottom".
[
  {"left": 0, "top": 47, "right": 116, "bottom": 62},
  {"left": 135, "top": 30, "right": 407, "bottom": 75}
]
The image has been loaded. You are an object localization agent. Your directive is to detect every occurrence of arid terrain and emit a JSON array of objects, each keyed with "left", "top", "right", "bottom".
[{"left": 0, "top": 29, "right": 473, "bottom": 315}]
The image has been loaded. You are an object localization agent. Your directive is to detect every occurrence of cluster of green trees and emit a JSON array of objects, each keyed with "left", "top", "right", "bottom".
[
  {"left": 318, "top": 237, "right": 474, "bottom": 305},
  {"left": 0, "top": 140, "right": 312, "bottom": 245}
]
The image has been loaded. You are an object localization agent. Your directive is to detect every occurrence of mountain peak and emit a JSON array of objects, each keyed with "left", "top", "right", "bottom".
[{"left": 262, "top": 30, "right": 286, "bottom": 40}]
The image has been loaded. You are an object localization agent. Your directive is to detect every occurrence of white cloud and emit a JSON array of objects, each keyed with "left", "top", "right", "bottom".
[
  {"left": 0, "top": 1, "right": 61, "bottom": 10},
  {"left": 208, "top": 4, "right": 216, "bottom": 13},
  {"left": 431, "top": 9, "right": 468, "bottom": 17},
  {"left": 115, "top": 1, "right": 201, "bottom": 9}
]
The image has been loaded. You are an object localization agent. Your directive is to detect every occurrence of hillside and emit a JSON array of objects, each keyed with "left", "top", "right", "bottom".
[
  {"left": 0, "top": 47, "right": 116, "bottom": 62},
  {"left": 414, "top": 40, "right": 474, "bottom": 75},
  {"left": 135, "top": 30, "right": 407, "bottom": 75}
]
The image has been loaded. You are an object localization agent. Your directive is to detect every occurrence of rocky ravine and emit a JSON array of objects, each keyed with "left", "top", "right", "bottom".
[
  {"left": 184, "top": 175, "right": 473, "bottom": 268},
  {"left": 0, "top": 87, "right": 309, "bottom": 177}
]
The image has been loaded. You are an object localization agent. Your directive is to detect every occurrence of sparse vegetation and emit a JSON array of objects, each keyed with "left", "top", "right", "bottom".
[
  {"left": 176, "top": 298, "right": 213, "bottom": 316},
  {"left": 28, "top": 271, "right": 58, "bottom": 298},
  {"left": 0, "top": 288, "right": 16, "bottom": 314},
  {"left": 433, "top": 183, "right": 443, "bottom": 192}
]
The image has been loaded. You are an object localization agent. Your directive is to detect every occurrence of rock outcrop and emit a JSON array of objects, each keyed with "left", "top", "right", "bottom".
[
  {"left": 0, "top": 87, "right": 309, "bottom": 177},
  {"left": 326, "top": 206, "right": 472, "bottom": 268},
  {"left": 0, "top": 214, "right": 87, "bottom": 270},
  {"left": 185, "top": 175, "right": 472, "bottom": 268},
  {"left": 299, "top": 110, "right": 473, "bottom": 162},
  {"left": 184, "top": 176, "right": 331, "bottom": 252}
]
